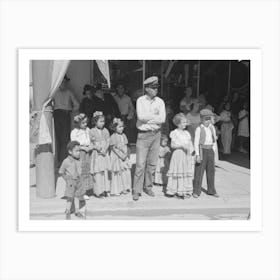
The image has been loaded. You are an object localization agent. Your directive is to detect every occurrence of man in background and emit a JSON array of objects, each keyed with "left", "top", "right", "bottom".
[
  {"left": 52, "top": 75, "right": 79, "bottom": 167},
  {"left": 111, "top": 82, "right": 135, "bottom": 142}
]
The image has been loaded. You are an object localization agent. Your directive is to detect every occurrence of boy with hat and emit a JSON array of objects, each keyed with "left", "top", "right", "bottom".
[
  {"left": 132, "top": 76, "right": 166, "bottom": 201},
  {"left": 193, "top": 109, "right": 219, "bottom": 198}
]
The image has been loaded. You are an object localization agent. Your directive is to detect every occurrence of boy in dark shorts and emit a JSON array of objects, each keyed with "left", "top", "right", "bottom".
[{"left": 59, "top": 141, "right": 86, "bottom": 219}]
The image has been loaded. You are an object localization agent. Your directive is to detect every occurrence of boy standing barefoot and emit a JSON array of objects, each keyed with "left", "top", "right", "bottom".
[{"left": 59, "top": 141, "right": 86, "bottom": 219}]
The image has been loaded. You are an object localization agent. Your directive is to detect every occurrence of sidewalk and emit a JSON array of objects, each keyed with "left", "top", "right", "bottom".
[{"left": 30, "top": 151, "right": 250, "bottom": 220}]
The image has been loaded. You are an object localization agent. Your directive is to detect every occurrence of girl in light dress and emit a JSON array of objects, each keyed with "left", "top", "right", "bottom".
[
  {"left": 89, "top": 111, "right": 111, "bottom": 198},
  {"left": 154, "top": 134, "right": 171, "bottom": 187},
  {"left": 238, "top": 102, "right": 249, "bottom": 153},
  {"left": 166, "top": 113, "right": 195, "bottom": 199},
  {"left": 109, "top": 118, "right": 132, "bottom": 196},
  {"left": 70, "top": 113, "right": 94, "bottom": 199},
  {"left": 220, "top": 102, "right": 234, "bottom": 156}
]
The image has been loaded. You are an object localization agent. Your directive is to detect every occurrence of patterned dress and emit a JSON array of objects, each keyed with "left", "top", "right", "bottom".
[
  {"left": 110, "top": 133, "right": 132, "bottom": 195},
  {"left": 89, "top": 127, "right": 111, "bottom": 196},
  {"left": 154, "top": 146, "right": 171, "bottom": 185},
  {"left": 70, "top": 128, "right": 93, "bottom": 191},
  {"left": 166, "top": 129, "right": 195, "bottom": 196}
]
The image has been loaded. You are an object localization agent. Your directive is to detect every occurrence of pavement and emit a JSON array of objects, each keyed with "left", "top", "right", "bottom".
[{"left": 30, "top": 149, "right": 250, "bottom": 220}]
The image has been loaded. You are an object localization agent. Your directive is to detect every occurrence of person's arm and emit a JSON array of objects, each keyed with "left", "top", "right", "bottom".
[
  {"left": 136, "top": 98, "right": 152, "bottom": 123},
  {"left": 147, "top": 100, "right": 166, "bottom": 124},
  {"left": 70, "top": 91, "right": 80, "bottom": 112},
  {"left": 89, "top": 130, "right": 101, "bottom": 152},
  {"left": 100, "top": 129, "right": 110, "bottom": 155},
  {"left": 58, "top": 160, "right": 70, "bottom": 181},
  {"left": 170, "top": 132, "right": 184, "bottom": 150},
  {"left": 194, "top": 127, "right": 201, "bottom": 156}
]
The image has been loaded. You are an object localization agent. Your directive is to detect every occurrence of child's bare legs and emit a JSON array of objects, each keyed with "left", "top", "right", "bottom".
[
  {"left": 74, "top": 197, "right": 86, "bottom": 219},
  {"left": 65, "top": 198, "right": 74, "bottom": 220}
]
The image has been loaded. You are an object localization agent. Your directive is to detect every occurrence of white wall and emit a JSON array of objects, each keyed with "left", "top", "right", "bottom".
[{"left": 66, "top": 60, "right": 91, "bottom": 102}]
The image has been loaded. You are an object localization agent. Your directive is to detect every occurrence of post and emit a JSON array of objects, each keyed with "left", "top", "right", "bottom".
[
  {"left": 161, "top": 61, "right": 164, "bottom": 99},
  {"left": 227, "top": 60, "right": 231, "bottom": 96},
  {"left": 32, "top": 61, "right": 56, "bottom": 198},
  {"left": 197, "top": 61, "right": 201, "bottom": 98},
  {"left": 142, "top": 60, "right": 146, "bottom": 92}
]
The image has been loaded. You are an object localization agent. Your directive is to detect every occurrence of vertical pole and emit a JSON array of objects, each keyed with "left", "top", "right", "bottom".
[
  {"left": 227, "top": 60, "right": 231, "bottom": 96},
  {"left": 197, "top": 60, "right": 200, "bottom": 98},
  {"left": 142, "top": 60, "right": 146, "bottom": 92},
  {"left": 32, "top": 61, "right": 56, "bottom": 198},
  {"left": 161, "top": 61, "right": 164, "bottom": 99}
]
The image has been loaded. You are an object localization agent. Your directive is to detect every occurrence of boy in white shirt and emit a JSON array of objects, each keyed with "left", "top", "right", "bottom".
[{"left": 193, "top": 109, "right": 219, "bottom": 198}]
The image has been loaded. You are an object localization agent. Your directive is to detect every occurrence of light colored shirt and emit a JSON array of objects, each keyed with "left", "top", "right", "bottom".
[
  {"left": 53, "top": 88, "right": 79, "bottom": 111},
  {"left": 194, "top": 124, "right": 217, "bottom": 156},
  {"left": 59, "top": 155, "right": 81, "bottom": 179},
  {"left": 70, "top": 128, "right": 91, "bottom": 146},
  {"left": 111, "top": 93, "right": 135, "bottom": 119},
  {"left": 136, "top": 95, "right": 166, "bottom": 131},
  {"left": 170, "top": 129, "right": 194, "bottom": 152}
]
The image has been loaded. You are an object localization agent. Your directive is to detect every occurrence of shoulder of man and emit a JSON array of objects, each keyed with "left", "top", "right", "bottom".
[{"left": 155, "top": 96, "right": 165, "bottom": 104}]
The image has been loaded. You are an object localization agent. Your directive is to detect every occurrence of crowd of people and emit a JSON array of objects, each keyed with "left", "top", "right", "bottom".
[{"left": 52, "top": 75, "right": 250, "bottom": 219}]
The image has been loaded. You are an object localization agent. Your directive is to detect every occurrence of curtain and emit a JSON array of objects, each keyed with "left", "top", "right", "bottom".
[
  {"left": 96, "top": 60, "right": 110, "bottom": 88},
  {"left": 31, "top": 60, "right": 70, "bottom": 146}
]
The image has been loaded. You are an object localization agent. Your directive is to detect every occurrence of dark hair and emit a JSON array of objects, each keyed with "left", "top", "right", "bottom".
[
  {"left": 73, "top": 113, "right": 88, "bottom": 128},
  {"left": 67, "top": 141, "right": 80, "bottom": 152},
  {"left": 109, "top": 118, "right": 124, "bottom": 132},
  {"left": 224, "top": 102, "right": 231, "bottom": 110},
  {"left": 173, "top": 113, "right": 187, "bottom": 126},
  {"left": 83, "top": 84, "right": 93, "bottom": 95},
  {"left": 115, "top": 81, "right": 126, "bottom": 89},
  {"left": 92, "top": 114, "right": 105, "bottom": 127},
  {"left": 95, "top": 83, "right": 103, "bottom": 91}
]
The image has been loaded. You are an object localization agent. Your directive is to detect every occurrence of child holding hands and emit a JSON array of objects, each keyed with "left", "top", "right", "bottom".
[{"left": 166, "top": 113, "right": 195, "bottom": 199}]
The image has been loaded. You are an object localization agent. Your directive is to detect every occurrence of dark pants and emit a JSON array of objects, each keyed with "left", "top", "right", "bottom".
[
  {"left": 133, "top": 130, "right": 161, "bottom": 194},
  {"left": 54, "top": 109, "right": 71, "bottom": 167},
  {"left": 193, "top": 148, "right": 216, "bottom": 196}
]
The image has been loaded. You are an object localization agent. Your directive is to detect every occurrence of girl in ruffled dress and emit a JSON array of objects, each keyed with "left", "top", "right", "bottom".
[
  {"left": 109, "top": 118, "right": 132, "bottom": 196},
  {"left": 166, "top": 113, "right": 195, "bottom": 199},
  {"left": 70, "top": 113, "right": 94, "bottom": 199},
  {"left": 89, "top": 111, "right": 111, "bottom": 198},
  {"left": 154, "top": 134, "right": 171, "bottom": 187}
]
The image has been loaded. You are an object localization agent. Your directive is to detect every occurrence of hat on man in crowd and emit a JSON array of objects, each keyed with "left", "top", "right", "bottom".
[
  {"left": 143, "top": 76, "right": 158, "bottom": 87},
  {"left": 200, "top": 109, "right": 214, "bottom": 120}
]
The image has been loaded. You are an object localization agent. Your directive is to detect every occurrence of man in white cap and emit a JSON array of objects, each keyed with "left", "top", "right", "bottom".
[{"left": 132, "top": 76, "right": 166, "bottom": 201}]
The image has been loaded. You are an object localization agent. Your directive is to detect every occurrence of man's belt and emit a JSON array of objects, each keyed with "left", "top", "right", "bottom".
[
  {"left": 200, "top": 144, "right": 214, "bottom": 149},
  {"left": 137, "top": 129, "right": 160, "bottom": 134}
]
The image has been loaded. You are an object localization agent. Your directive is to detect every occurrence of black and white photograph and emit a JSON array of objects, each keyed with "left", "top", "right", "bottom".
[
  {"left": 28, "top": 57, "right": 251, "bottom": 221},
  {"left": 2, "top": 0, "right": 280, "bottom": 280}
]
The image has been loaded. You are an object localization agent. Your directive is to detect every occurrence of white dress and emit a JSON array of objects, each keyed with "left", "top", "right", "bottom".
[
  {"left": 238, "top": 110, "right": 249, "bottom": 137},
  {"left": 166, "top": 129, "right": 195, "bottom": 196}
]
